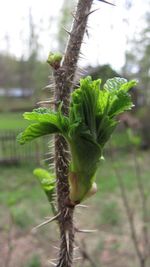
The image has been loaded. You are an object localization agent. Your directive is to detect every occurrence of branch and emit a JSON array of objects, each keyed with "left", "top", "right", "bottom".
[
  {"left": 52, "top": 1, "right": 94, "bottom": 267},
  {"left": 132, "top": 149, "right": 149, "bottom": 260},
  {"left": 110, "top": 148, "right": 145, "bottom": 267}
]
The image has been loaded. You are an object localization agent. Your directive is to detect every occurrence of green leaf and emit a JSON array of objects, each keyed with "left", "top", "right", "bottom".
[
  {"left": 108, "top": 90, "right": 133, "bottom": 118},
  {"left": 104, "top": 77, "right": 128, "bottom": 91},
  {"left": 33, "top": 168, "right": 55, "bottom": 192},
  {"left": 23, "top": 108, "right": 60, "bottom": 126},
  {"left": 97, "top": 116, "right": 117, "bottom": 146},
  {"left": 57, "top": 107, "right": 70, "bottom": 135},
  {"left": 18, "top": 107, "right": 70, "bottom": 144},
  {"left": 66, "top": 76, "right": 135, "bottom": 202},
  {"left": 70, "top": 77, "right": 101, "bottom": 140},
  {"left": 104, "top": 77, "right": 137, "bottom": 92},
  {"left": 18, "top": 76, "right": 135, "bottom": 203},
  {"left": 17, "top": 122, "right": 59, "bottom": 144},
  {"left": 120, "top": 79, "right": 137, "bottom": 92},
  {"left": 33, "top": 168, "right": 55, "bottom": 208},
  {"left": 70, "top": 123, "right": 101, "bottom": 175},
  {"left": 103, "top": 77, "right": 136, "bottom": 118}
]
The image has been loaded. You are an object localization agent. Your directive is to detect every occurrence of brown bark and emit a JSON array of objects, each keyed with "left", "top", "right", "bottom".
[{"left": 53, "top": 1, "right": 94, "bottom": 266}]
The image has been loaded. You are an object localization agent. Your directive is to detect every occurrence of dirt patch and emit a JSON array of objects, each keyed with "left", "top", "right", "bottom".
[{"left": 0, "top": 228, "right": 54, "bottom": 267}]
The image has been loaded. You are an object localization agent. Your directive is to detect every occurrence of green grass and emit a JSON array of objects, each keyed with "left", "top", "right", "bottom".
[
  {"left": 24, "top": 255, "right": 42, "bottom": 267},
  {"left": 110, "top": 130, "right": 130, "bottom": 148},
  {"left": 1, "top": 151, "right": 149, "bottom": 228},
  {"left": 0, "top": 151, "right": 150, "bottom": 267},
  {"left": 96, "top": 151, "right": 150, "bottom": 193},
  {"left": 0, "top": 97, "right": 34, "bottom": 112},
  {"left": 100, "top": 201, "right": 121, "bottom": 226},
  {"left": 0, "top": 166, "right": 51, "bottom": 229},
  {"left": 0, "top": 112, "right": 30, "bottom": 130}
]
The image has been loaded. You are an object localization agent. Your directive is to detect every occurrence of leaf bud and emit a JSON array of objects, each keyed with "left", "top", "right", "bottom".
[{"left": 47, "top": 52, "right": 63, "bottom": 70}]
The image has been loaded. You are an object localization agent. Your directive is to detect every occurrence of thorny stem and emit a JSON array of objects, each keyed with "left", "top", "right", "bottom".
[{"left": 53, "top": 0, "right": 94, "bottom": 266}]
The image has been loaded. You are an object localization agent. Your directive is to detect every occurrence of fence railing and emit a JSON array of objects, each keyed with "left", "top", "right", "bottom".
[
  {"left": 0, "top": 128, "right": 133, "bottom": 166},
  {"left": 0, "top": 130, "right": 52, "bottom": 166}
]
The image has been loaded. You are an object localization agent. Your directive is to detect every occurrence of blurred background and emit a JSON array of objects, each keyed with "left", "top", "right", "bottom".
[{"left": 0, "top": 0, "right": 150, "bottom": 267}]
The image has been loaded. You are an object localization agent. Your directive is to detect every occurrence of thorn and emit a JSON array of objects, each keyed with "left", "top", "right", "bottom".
[
  {"left": 86, "top": 29, "right": 89, "bottom": 38},
  {"left": 85, "top": 8, "right": 99, "bottom": 18},
  {"left": 65, "top": 74, "right": 73, "bottom": 83},
  {"left": 75, "top": 227, "right": 97, "bottom": 233},
  {"left": 63, "top": 26, "right": 71, "bottom": 35},
  {"left": 48, "top": 144, "right": 55, "bottom": 149},
  {"left": 71, "top": 82, "right": 79, "bottom": 88},
  {"left": 42, "top": 84, "right": 55, "bottom": 90},
  {"left": 65, "top": 230, "right": 70, "bottom": 254},
  {"left": 48, "top": 163, "right": 55, "bottom": 167},
  {"left": 31, "top": 213, "right": 60, "bottom": 233},
  {"left": 79, "top": 51, "right": 86, "bottom": 57},
  {"left": 45, "top": 156, "right": 54, "bottom": 161},
  {"left": 77, "top": 67, "right": 87, "bottom": 74},
  {"left": 44, "top": 206, "right": 57, "bottom": 219},
  {"left": 48, "top": 260, "right": 57, "bottom": 266},
  {"left": 78, "top": 54, "right": 86, "bottom": 61},
  {"left": 98, "top": 0, "right": 115, "bottom": 6},
  {"left": 73, "top": 257, "right": 82, "bottom": 262},
  {"left": 37, "top": 100, "right": 56, "bottom": 105},
  {"left": 64, "top": 208, "right": 69, "bottom": 218},
  {"left": 71, "top": 12, "right": 78, "bottom": 22},
  {"left": 44, "top": 216, "right": 51, "bottom": 220},
  {"left": 76, "top": 204, "right": 89, "bottom": 208},
  {"left": 50, "top": 259, "right": 57, "bottom": 262}
]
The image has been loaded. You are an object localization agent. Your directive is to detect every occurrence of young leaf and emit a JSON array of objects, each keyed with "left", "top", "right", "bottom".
[
  {"left": 23, "top": 108, "right": 60, "bottom": 126},
  {"left": 18, "top": 76, "right": 136, "bottom": 204},
  {"left": 17, "top": 107, "right": 70, "bottom": 144},
  {"left": 33, "top": 168, "right": 56, "bottom": 212},
  {"left": 66, "top": 76, "right": 135, "bottom": 203},
  {"left": 108, "top": 90, "right": 133, "bottom": 118},
  {"left": 17, "top": 122, "right": 60, "bottom": 144},
  {"left": 33, "top": 168, "right": 55, "bottom": 192},
  {"left": 104, "top": 77, "right": 128, "bottom": 92},
  {"left": 104, "top": 77, "right": 136, "bottom": 118}
]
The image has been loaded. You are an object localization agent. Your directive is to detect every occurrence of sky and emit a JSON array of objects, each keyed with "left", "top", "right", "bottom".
[{"left": 0, "top": 0, "right": 148, "bottom": 71}]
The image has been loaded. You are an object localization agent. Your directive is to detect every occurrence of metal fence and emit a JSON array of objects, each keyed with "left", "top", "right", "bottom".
[{"left": 0, "top": 130, "right": 52, "bottom": 165}]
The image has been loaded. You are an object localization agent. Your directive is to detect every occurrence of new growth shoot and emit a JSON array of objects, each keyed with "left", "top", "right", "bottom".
[{"left": 18, "top": 76, "right": 136, "bottom": 205}]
